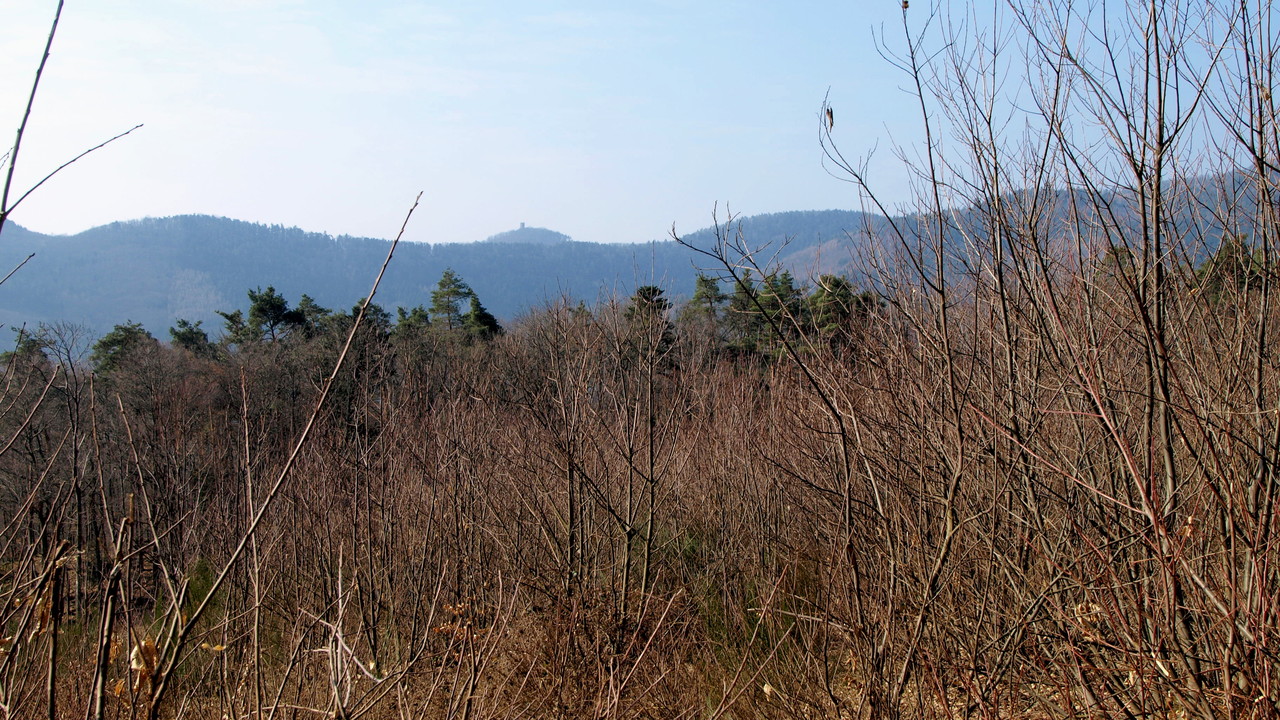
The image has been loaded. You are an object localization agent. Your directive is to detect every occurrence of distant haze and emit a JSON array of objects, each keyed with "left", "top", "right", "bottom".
[{"left": 0, "top": 2, "right": 923, "bottom": 245}]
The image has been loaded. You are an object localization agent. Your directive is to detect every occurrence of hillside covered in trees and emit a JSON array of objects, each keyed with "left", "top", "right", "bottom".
[{"left": 0, "top": 209, "right": 871, "bottom": 336}]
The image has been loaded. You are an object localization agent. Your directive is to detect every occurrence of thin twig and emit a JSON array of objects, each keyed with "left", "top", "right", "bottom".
[
  {"left": 145, "top": 192, "right": 422, "bottom": 717},
  {"left": 1, "top": 0, "right": 65, "bottom": 233},
  {"left": 7, "top": 124, "right": 144, "bottom": 215},
  {"left": 0, "top": 254, "right": 35, "bottom": 288}
]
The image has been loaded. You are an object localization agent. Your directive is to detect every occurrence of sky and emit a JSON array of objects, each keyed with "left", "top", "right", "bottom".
[{"left": 0, "top": 1, "right": 926, "bottom": 245}]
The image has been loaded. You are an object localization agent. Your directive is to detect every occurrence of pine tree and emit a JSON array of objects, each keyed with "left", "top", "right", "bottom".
[
  {"left": 462, "top": 295, "right": 502, "bottom": 341},
  {"left": 247, "top": 286, "right": 305, "bottom": 341},
  {"left": 1196, "top": 235, "right": 1264, "bottom": 300},
  {"left": 169, "top": 319, "right": 214, "bottom": 357},
  {"left": 91, "top": 321, "right": 157, "bottom": 374},
  {"left": 393, "top": 305, "right": 431, "bottom": 339},
  {"left": 295, "top": 294, "right": 332, "bottom": 337},
  {"left": 430, "top": 269, "right": 473, "bottom": 331},
  {"left": 693, "top": 274, "right": 727, "bottom": 314},
  {"left": 625, "top": 285, "right": 675, "bottom": 356},
  {"left": 807, "top": 275, "right": 877, "bottom": 349},
  {"left": 725, "top": 270, "right": 764, "bottom": 355}
]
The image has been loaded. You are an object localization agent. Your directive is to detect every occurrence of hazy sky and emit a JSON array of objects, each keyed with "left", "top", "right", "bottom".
[{"left": 1, "top": 1, "right": 924, "bottom": 244}]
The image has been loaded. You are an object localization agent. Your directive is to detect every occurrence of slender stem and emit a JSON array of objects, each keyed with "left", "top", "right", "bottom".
[
  {"left": 146, "top": 192, "right": 422, "bottom": 717},
  {"left": 1, "top": 0, "right": 64, "bottom": 236}
]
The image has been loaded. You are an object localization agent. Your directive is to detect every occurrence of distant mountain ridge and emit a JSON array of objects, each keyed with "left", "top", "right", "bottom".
[
  {"left": 0, "top": 210, "right": 872, "bottom": 337},
  {"left": 2, "top": 167, "right": 1257, "bottom": 341}
]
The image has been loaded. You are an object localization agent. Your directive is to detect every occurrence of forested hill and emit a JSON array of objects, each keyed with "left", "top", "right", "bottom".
[
  {"left": 671, "top": 209, "right": 875, "bottom": 267},
  {"left": 0, "top": 210, "right": 873, "bottom": 336}
]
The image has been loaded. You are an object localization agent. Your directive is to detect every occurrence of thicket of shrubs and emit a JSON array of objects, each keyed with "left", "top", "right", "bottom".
[
  {"left": 3, "top": 1, "right": 1280, "bottom": 719},
  {"left": 0, "top": 208, "right": 1275, "bottom": 718}
]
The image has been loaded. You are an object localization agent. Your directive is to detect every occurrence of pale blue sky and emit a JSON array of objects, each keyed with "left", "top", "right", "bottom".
[{"left": 1, "top": 1, "right": 924, "bottom": 244}]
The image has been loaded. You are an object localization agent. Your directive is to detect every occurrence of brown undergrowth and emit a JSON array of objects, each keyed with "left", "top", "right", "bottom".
[{"left": 4, "top": 1, "right": 1280, "bottom": 718}]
